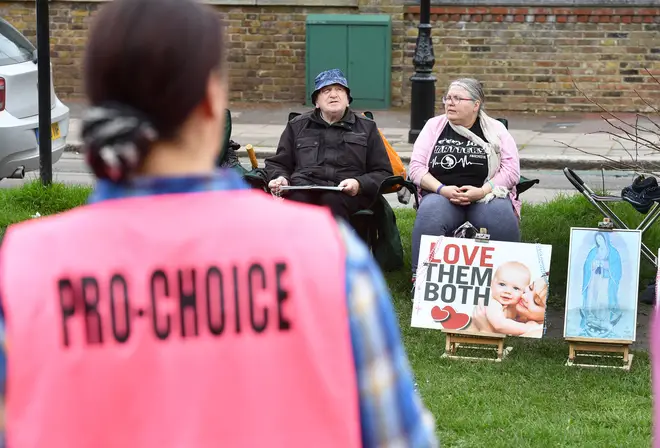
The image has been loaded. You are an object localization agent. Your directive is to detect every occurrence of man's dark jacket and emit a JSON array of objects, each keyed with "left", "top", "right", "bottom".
[{"left": 265, "top": 108, "right": 393, "bottom": 202}]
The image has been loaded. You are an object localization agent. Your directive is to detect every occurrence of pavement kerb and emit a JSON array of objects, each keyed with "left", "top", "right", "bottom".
[{"left": 64, "top": 144, "right": 660, "bottom": 171}]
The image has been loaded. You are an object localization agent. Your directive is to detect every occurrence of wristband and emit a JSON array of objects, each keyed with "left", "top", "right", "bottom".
[{"left": 436, "top": 184, "right": 444, "bottom": 195}]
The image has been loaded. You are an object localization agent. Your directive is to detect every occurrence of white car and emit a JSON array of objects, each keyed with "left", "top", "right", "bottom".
[{"left": 0, "top": 17, "right": 69, "bottom": 180}]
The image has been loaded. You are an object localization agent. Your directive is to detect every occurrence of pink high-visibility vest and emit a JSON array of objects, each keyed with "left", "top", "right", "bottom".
[{"left": 0, "top": 189, "right": 361, "bottom": 448}]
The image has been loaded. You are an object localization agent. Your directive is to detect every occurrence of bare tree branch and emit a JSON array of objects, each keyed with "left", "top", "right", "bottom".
[
  {"left": 555, "top": 140, "right": 660, "bottom": 176},
  {"left": 583, "top": 127, "right": 660, "bottom": 154},
  {"left": 645, "top": 67, "right": 660, "bottom": 86},
  {"left": 556, "top": 68, "right": 660, "bottom": 178},
  {"left": 580, "top": 131, "right": 637, "bottom": 162},
  {"left": 633, "top": 90, "right": 660, "bottom": 118},
  {"left": 570, "top": 78, "right": 642, "bottom": 131},
  {"left": 600, "top": 117, "right": 660, "bottom": 152},
  {"left": 635, "top": 113, "right": 640, "bottom": 161}
]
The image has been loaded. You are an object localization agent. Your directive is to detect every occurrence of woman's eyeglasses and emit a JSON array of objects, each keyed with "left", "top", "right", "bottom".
[{"left": 442, "top": 95, "right": 474, "bottom": 105}]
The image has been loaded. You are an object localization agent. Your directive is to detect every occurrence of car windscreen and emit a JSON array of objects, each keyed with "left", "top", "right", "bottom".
[{"left": 0, "top": 18, "right": 35, "bottom": 66}]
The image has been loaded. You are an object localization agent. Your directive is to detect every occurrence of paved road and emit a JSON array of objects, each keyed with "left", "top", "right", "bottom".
[{"left": 0, "top": 153, "right": 639, "bottom": 208}]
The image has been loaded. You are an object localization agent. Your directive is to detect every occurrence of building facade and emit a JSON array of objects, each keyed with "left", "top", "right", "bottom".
[{"left": 0, "top": 0, "right": 658, "bottom": 112}]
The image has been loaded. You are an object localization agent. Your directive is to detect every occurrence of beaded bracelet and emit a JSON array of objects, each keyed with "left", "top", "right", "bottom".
[{"left": 436, "top": 184, "right": 444, "bottom": 195}]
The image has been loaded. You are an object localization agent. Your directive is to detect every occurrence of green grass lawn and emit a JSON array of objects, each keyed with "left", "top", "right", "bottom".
[
  {"left": 0, "top": 181, "right": 91, "bottom": 238},
  {"left": 390, "top": 203, "right": 653, "bottom": 447},
  {"left": 1, "top": 182, "right": 654, "bottom": 447}
]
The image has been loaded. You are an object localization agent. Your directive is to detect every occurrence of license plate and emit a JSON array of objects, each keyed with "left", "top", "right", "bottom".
[{"left": 35, "top": 122, "right": 61, "bottom": 144}]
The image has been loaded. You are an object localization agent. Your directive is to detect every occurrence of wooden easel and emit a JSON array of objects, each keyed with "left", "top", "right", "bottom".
[
  {"left": 564, "top": 218, "right": 634, "bottom": 371},
  {"left": 440, "top": 227, "right": 513, "bottom": 362},
  {"left": 565, "top": 337, "right": 633, "bottom": 371},
  {"left": 442, "top": 329, "right": 512, "bottom": 362}
]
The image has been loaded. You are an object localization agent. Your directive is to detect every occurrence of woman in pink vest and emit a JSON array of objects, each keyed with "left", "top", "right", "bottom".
[{"left": 0, "top": 0, "right": 438, "bottom": 447}]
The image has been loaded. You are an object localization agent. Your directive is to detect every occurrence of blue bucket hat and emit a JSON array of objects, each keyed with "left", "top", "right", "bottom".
[{"left": 312, "top": 68, "right": 353, "bottom": 104}]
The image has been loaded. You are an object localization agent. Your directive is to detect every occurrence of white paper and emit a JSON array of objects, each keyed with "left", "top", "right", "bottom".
[{"left": 279, "top": 185, "right": 344, "bottom": 192}]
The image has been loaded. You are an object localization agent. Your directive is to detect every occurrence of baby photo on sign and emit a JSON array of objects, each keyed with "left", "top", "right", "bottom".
[
  {"left": 564, "top": 228, "right": 642, "bottom": 341},
  {"left": 411, "top": 235, "right": 553, "bottom": 339}
]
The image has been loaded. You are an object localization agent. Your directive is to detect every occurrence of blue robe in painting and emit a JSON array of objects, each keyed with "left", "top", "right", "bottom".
[{"left": 579, "top": 233, "right": 623, "bottom": 335}]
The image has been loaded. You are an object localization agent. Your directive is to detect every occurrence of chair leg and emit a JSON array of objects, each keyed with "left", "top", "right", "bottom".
[
  {"left": 365, "top": 219, "right": 375, "bottom": 252},
  {"left": 370, "top": 224, "right": 376, "bottom": 249},
  {"left": 362, "top": 222, "right": 371, "bottom": 249},
  {"left": 353, "top": 218, "right": 372, "bottom": 248},
  {"left": 361, "top": 221, "right": 372, "bottom": 247}
]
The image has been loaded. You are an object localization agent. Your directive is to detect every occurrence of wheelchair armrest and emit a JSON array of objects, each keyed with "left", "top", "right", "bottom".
[
  {"left": 515, "top": 177, "right": 540, "bottom": 199},
  {"left": 375, "top": 175, "right": 420, "bottom": 210},
  {"left": 377, "top": 175, "right": 406, "bottom": 193},
  {"left": 563, "top": 167, "right": 587, "bottom": 193},
  {"left": 243, "top": 169, "right": 269, "bottom": 192}
]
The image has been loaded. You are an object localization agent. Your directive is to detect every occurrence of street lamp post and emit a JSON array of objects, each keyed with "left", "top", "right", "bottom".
[
  {"left": 408, "top": 0, "right": 436, "bottom": 144},
  {"left": 36, "top": 0, "right": 52, "bottom": 186}
]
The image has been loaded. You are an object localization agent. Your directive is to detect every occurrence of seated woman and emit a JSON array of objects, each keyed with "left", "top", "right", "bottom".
[{"left": 408, "top": 78, "right": 521, "bottom": 287}]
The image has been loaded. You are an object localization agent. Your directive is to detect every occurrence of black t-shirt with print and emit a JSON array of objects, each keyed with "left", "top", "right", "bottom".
[{"left": 428, "top": 120, "right": 489, "bottom": 188}]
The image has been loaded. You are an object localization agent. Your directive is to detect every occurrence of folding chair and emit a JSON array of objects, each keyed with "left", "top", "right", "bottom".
[
  {"left": 563, "top": 167, "right": 658, "bottom": 268},
  {"left": 215, "top": 108, "right": 234, "bottom": 168},
  {"left": 285, "top": 110, "right": 419, "bottom": 209},
  {"left": 217, "top": 108, "right": 270, "bottom": 192},
  {"left": 281, "top": 110, "right": 417, "bottom": 270}
]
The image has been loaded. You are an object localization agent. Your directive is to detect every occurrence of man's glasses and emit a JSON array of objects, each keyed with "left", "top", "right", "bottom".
[{"left": 442, "top": 95, "right": 474, "bottom": 105}]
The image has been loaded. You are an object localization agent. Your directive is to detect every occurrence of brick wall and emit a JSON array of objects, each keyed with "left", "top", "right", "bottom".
[
  {"left": 230, "top": 3, "right": 407, "bottom": 105},
  {"left": 227, "top": 7, "right": 339, "bottom": 103},
  {"left": 0, "top": 0, "right": 407, "bottom": 105},
  {"left": 402, "top": 6, "right": 660, "bottom": 112},
  {"left": 0, "top": 1, "right": 98, "bottom": 98},
  {"left": 0, "top": 1, "right": 659, "bottom": 112},
  {"left": 225, "top": 3, "right": 408, "bottom": 104}
]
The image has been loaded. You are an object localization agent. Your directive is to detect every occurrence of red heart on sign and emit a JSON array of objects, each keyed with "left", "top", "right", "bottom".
[
  {"left": 439, "top": 306, "right": 471, "bottom": 331},
  {"left": 431, "top": 306, "right": 450, "bottom": 322}
]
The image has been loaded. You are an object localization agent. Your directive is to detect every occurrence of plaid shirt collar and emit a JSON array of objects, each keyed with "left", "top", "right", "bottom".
[{"left": 88, "top": 168, "right": 250, "bottom": 204}]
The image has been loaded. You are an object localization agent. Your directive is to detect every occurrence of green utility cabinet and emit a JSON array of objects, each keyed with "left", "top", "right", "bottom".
[{"left": 305, "top": 14, "right": 392, "bottom": 109}]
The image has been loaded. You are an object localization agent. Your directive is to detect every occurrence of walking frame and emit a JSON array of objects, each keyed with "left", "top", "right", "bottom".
[{"left": 563, "top": 167, "right": 658, "bottom": 268}]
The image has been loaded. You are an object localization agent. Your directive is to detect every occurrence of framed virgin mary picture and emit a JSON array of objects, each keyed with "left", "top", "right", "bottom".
[{"left": 563, "top": 227, "right": 642, "bottom": 342}]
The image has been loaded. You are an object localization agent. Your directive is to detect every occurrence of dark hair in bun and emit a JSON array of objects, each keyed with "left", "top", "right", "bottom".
[
  {"left": 81, "top": 0, "right": 225, "bottom": 182},
  {"left": 82, "top": 103, "right": 157, "bottom": 182}
]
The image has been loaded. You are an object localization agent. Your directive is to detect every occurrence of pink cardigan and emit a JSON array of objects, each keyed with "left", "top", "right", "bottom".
[{"left": 408, "top": 114, "right": 522, "bottom": 218}]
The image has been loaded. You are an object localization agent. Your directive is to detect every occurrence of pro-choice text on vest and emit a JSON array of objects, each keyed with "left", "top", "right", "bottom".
[{"left": 57, "top": 262, "right": 292, "bottom": 347}]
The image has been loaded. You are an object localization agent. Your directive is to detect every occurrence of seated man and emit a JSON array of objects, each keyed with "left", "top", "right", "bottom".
[{"left": 265, "top": 69, "right": 393, "bottom": 222}]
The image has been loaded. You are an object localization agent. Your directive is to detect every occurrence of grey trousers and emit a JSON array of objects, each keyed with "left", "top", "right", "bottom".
[{"left": 411, "top": 192, "right": 521, "bottom": 274}]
